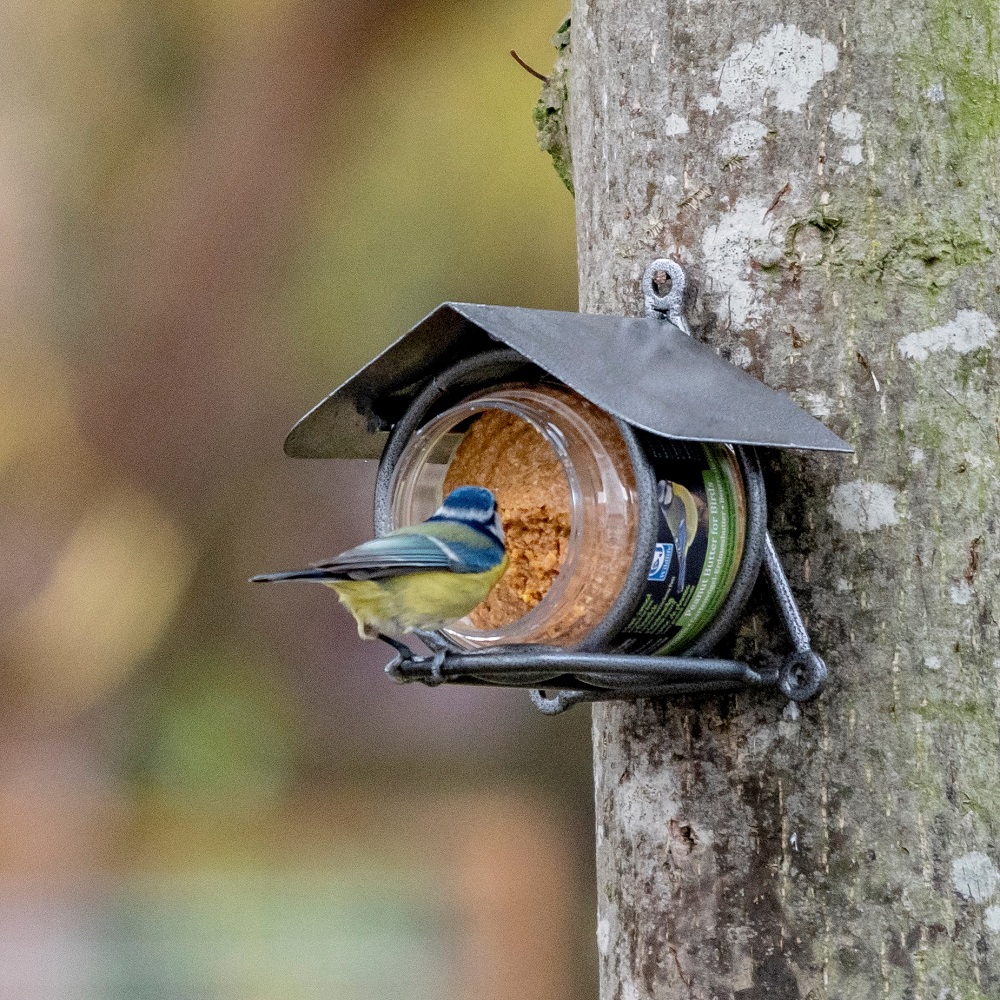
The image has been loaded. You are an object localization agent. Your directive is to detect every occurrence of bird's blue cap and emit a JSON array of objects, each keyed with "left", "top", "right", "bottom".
[{"left": 430, "top": 486, "right": 497, "bottom": 523}]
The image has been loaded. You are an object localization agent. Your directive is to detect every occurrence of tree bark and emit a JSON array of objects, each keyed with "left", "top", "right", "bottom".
[{"left": 568, "top": 1, "right": 1000, "bottom": 996}]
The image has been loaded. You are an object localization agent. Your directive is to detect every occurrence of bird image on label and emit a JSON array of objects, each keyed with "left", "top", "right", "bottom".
[
  {"left": 251, "top": 486, "right": 508, "bottom": 662},
  {"left": 658, "top": 479, "right": 699, "bottom": 591}
]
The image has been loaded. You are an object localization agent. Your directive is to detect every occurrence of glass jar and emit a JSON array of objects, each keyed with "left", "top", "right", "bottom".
[{"left": 386, "top": 377, "right": 751, "bottom": 656}]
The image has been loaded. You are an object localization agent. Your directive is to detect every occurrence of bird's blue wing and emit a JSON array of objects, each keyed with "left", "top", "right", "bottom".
[
  {"left": 249, "top": 533, "right": 451, "bottom": 584},
  {"left": 400, "top": 521, "right": 506, "bottom": 574},
  {"left": 310, "top": 534, "right": 453, "bottom": 580},
  {"left": 309, "top": 523, "right": 504, "bottom": 580},
  {"left": 251, "top": 511, "right": 507, "bottom": 586}
]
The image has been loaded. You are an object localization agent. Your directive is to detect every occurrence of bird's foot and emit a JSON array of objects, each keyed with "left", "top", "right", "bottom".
[
  {"left": 422, "top": 649, "right": 448, "bottom": 687},
  {"left": 377, "top": 634, "right": 450, "bottom": 686}
]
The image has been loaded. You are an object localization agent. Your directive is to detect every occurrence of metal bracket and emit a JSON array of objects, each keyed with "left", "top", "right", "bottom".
[
  {"left": 763, "top": 532, "right": 828, "bottom": 701},
  {"left": 379, "top": 529, "right": 826, "bottom": 713}
]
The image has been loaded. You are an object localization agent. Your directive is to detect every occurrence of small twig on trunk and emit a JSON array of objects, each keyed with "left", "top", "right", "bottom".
[{"left": 510, "top": 50, "right": 548, "bottom": 82}]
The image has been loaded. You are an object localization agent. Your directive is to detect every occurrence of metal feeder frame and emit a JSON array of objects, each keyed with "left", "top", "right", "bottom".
[{"left": 285, "top": 260, "right": 851, "bottom": 714}]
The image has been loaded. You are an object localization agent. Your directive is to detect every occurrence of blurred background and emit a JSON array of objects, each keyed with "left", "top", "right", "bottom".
[{"left": 0, "top": 2, "right": 593, "bottom": 997}]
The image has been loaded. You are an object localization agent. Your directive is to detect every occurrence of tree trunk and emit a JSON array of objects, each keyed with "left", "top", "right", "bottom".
[{"left": 568, "top": 1, "right": 1000, "bottom": 996}]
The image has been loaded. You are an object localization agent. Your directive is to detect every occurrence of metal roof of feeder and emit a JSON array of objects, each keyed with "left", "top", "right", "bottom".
[{"left": 285, "top": 301, "right": 852, "bottom": 460}]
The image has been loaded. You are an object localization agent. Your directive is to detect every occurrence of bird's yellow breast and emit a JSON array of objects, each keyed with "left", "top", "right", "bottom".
[{"left": 327, "top": 556, "right": 508, "bottom": 637}]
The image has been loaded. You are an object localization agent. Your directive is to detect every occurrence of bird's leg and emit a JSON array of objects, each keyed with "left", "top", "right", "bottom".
[
  {"left": 416, "top": 629, "right": 464, "bottom": 654},
  {"left": 376, "top": 633, "right": 416, "bottom": 661},
  {"left": 416, "top": 630, "right": 447, "bottom": 653}
]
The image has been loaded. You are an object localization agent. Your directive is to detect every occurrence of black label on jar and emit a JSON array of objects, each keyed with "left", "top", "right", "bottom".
[{"left": 614, "top": 440, "right": 745, "bottom": 656}]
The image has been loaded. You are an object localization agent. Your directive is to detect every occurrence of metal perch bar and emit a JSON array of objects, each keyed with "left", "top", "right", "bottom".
[{"left": 385, "top": 647, "right": 770, "bottom": 690}]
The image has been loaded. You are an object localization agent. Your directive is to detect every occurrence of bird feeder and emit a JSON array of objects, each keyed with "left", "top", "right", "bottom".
[{"left": 281, "top": 260, "right": 851, "bottom": 713}]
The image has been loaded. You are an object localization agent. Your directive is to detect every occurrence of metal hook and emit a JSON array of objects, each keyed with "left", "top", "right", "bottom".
[
  {"left": 529, "top": 689, "right": 594, "bottom": 715},
  {"left": 642, "top": 259, "right": 692, "bottom": 335}
]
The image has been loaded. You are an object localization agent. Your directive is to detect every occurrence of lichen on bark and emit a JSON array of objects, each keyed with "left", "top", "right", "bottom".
[{"left": 533, "top": 17, "right": 573, "bottom": 194}]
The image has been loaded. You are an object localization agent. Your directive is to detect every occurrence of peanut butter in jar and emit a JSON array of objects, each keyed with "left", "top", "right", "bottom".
[{"left": 443, "top": 408, "right": 572, "bottom": 628}]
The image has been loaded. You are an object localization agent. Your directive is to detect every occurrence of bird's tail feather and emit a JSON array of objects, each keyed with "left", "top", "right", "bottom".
[{"left": 250, "top": 569, "right": 342, "bottom": 584}]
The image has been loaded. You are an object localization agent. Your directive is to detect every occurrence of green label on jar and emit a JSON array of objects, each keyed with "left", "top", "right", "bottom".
[{"left": 614, "top": 441, "right": 745, "bottom": 656}]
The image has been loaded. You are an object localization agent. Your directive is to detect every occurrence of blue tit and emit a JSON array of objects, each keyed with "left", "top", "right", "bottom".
[{"left": 251, "top": 486, "right": 508, "bottom": 660}]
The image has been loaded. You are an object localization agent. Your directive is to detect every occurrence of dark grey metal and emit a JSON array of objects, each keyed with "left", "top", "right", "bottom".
[
  {"left": 530, "top": 690, "right": 592, "bottom": 715},
  {"left": 778, "top": 650, "right": 828, "bottom": 702},
  {"left": 763, "top": 531, "right": 830, "bottom": 701},
  {"left": 382, "top": 638, "right": 795, "bottom": 715},
  {"left": 285, "top": 303, "right": 853, "bottom": 459},
  {"left": 528, "top": 677, "right": 780, "bottom": 715},
  {"left": 763, "top": 531, "right": 810, "bottom": 652},
  {"left": 278, "top": 257, "right": 840, "bottom": 714},
  {"left": 386, "top": 647, "right": 768, "bottom": 688}
]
